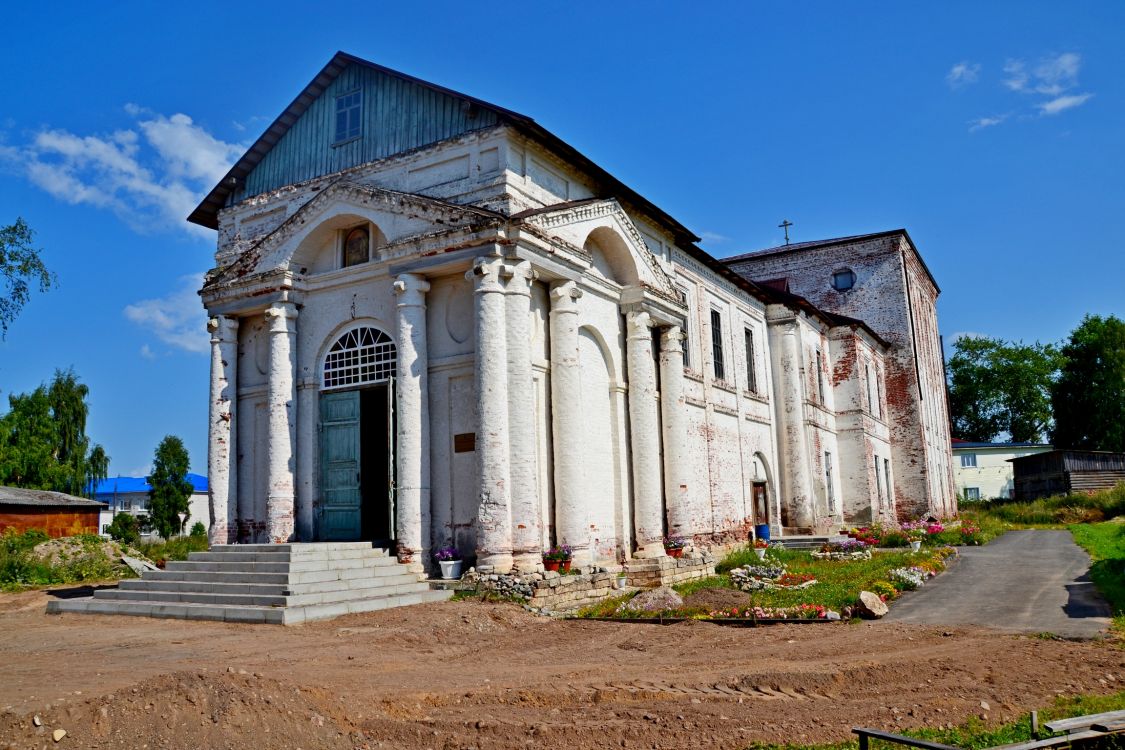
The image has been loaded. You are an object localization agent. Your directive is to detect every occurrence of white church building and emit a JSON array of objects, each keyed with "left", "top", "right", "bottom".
[{"left": 195, "top": 52, "right": 955, "bottom": 574}]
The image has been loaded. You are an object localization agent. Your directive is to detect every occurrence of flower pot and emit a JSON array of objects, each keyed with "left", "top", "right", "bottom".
[
  {"left": 543, "top": 558, "right": 561, "bottom": 572},
  {"left": 754, "top": 547, "right": 767, "bottom": 560},
  {"left": 665, "top": 547, "right": 684, "bottom": 559},
  {"left": 615, "top": 574, "right": 628, "bottom": 590},
  {"left": 910, "top": 540, "right": 922, "bottom": 552},
  {"left": 559, "top": 559, "right": 572, "bottom": 573},
  {"left": 439, "top": 559, "right": 463, "bottom": 580}
]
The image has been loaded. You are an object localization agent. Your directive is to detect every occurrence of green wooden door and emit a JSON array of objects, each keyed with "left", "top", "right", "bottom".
[{"left": 319, "top": 391, "right": 362, "bottom": 540}]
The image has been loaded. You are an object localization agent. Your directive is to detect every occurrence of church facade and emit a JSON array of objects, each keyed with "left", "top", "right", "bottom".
[{"left": 195, "top": 52, "right": 954, "bottom": 573}]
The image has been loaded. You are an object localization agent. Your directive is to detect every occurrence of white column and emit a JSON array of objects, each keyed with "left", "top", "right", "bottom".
[
  {"left": 207, "top": 315, "right": 238, "bottom": 545},
  {"left": 626, "top": 310, "right": 665, "bottom": 557},
  {"left": 505, "top": 261, "right": 543, "bottom": 572},
  {"left": 393, "top": 273, "right": 431, "bottom": 567},
  {"left": 659, "top": 325, "right": 691, "bottom": 539},
  {"left": 470, "top": 258, "right": 513, "bottom": 573},
  {"left": 264, "top": 302, "right": 298, "bottom": 543},
  {"left": 549, "top": 281, "right": 590, "bottom": 566},
  {"left": 778, "top": 319, "right": 815, "bottom": 528}
]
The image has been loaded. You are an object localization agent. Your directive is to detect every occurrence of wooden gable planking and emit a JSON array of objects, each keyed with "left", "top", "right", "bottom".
[{"left": 241, "top": 62, "right": 501, "bottom": 200}]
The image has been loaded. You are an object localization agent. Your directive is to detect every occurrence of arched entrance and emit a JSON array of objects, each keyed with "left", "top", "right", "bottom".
[{"left": 318, "top": 325, "right": 397, "bottom": 542}]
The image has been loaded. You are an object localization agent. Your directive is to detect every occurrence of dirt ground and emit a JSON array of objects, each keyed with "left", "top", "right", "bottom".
[{"left": 1, "top": 587, "right": 1123, "bottom": 750}]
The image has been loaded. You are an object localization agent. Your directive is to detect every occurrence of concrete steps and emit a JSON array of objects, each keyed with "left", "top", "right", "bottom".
[{"left": 47, "top": 543, "right": 452, "bottom": 625}]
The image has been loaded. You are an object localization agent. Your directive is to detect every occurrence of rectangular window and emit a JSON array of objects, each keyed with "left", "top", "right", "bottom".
[
  {"left": 875, "top": 456, "right": 885, "bottom": 508},
  {"left": 885, "top": 458, "right": 892, "bottom": 501},
  {"left": 744, "top": 327, "right": 757, "bottom": 393},
  {"left": 815, "top": 349, "right": 826, "bottom": 404},
  {"left": 710, "top": 309, "right": 725, "bottom": 381},
  {"left": 876, "top": 365, "right": 885, "bottom": 417},
  {"left": 960, "top": 453, "right": 977, "bottom": 468},
  {"left": 865, "top": 362, "right": 876, "bottom": 414},
  {"left": 825, "top": 451, "right": 835, "bottom": 511},
  {"left": 679, "top": 288, "right": 691, "bottom": 369},
  {"left": 965, "top": 487, "right": 981, "bottom": 501},
  {"left": 334, "top": 90, "right": 362, "bottom": 144}
]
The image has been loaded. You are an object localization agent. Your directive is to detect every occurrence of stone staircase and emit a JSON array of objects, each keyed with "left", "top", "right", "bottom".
[{"left": 46, "top": 542, "right": 451, "bottom": 625}]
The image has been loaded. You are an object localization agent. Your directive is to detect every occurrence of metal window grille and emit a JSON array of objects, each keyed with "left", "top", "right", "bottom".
[
  {"left": 710, "top": 309, "right": 725, "bottom": 381},
  {"left": 815, "top": 349, "right": 826, "bottom": 403},
  {"left": 323, "top": 327, "right": 396, "bottom": 390},
  {"left": 825, "top": 451, "right": 835, "bottom": 511}
]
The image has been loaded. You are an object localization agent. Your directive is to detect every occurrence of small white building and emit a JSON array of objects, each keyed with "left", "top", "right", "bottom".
[
  {"left": 93, "top": 474, "right": 210, "bottom": 536},
  {"left": 951, "top": 441, "right": 1052, "bottom": 500},
  {"left": 192, "top": 53, "right": 955, "bottom": 574}
]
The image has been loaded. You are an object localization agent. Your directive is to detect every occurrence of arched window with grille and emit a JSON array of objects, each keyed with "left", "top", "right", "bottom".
[{"left": 322, "top": 326, "right": 396, "bottom": 390}]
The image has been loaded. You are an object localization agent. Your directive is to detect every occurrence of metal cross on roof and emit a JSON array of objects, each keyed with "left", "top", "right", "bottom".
[{"left": 778, "top": 219, "right": 793, "bottom": 245}]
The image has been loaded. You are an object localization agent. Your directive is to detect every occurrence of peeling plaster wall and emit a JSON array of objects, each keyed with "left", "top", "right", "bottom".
[{"left": 727, "top": 235, "right": 955, "bottom": 520}]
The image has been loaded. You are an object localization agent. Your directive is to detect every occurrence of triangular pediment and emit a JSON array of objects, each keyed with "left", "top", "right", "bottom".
[{"left": 518, "top": 199, "right": 678, "bottom": 297}]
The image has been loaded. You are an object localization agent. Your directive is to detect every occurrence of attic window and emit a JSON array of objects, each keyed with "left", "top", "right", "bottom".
[
  {"left": 343, "top": 227, "right": 370, "bottom": 267},
  {"left": 334, "top": 90, "right": 362, "bottom": 144},
  {"left": 831, "top": 268, "right": 856, "bottom": 291}
]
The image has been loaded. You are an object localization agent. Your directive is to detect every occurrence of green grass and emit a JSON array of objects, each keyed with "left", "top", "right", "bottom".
[
  {"left": 962, "top": 482, "right": 1125, "bottom": 527},
  {"left": 746, "top": 689, "right": 1125, "bottom": 750},
  {"left": 1069, "top": 520, "right": 1125, "bottom": 633},
  {"left": 136, "top": 535, "right": 209, "bottom": 565},
  {"left": 0, "top": 529, "right": 131, "bottom": 591}
]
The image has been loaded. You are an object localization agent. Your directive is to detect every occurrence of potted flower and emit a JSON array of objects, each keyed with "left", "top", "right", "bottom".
[
  {"left": 434, "top": 546, "right": 463, "bottom": 580},
  {"left": 906, "top": 530, "right": 924, "bottom": 552},
  {"left": 663, "top": 536, "right": 687, "bottom": 558},
  {"left": 752, "top": 538, "right": 770, "bottom": 560},
  {"left": 543, "top": 544, "right": 572, "bottom": 572}
]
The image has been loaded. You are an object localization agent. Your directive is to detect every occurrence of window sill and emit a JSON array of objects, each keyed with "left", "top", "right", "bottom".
[{"left": 331, "top": 135, "right": 362, "bottom": 149}]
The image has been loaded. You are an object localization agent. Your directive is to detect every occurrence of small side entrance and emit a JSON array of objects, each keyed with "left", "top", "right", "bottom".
[
  {"left": 319, "top": 384, "right": 395, "bottom": 543},
  {"left": 752, "top": 482, "right": 769, "bottom": 526}
]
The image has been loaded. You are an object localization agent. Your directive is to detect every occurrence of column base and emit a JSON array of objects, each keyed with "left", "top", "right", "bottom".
[
  {"left": 567, "top": 547, "right": 594, "bottom": 569},
  {"left": 476, "top": 552, "right": 514, "bottom": 574},
  {"left": 511, "top": 552, "right": 544, "bottom": 573},
  {"left": 633, "top": 541, "right": 667, "bottom": 559}
]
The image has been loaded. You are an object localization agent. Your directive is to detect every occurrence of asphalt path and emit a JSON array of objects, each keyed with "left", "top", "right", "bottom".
[{"left": 884, "top": 529, "right": 1112, "bottom": 638}]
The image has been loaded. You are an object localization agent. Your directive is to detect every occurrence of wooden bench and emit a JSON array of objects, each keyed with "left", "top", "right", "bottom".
[
  {"left": 1045, "top": 710, "right": 1125, "bottom": 735},
  {"left": 853, "top": 711, "right": 1125, "bottom": 750},
  {"left": 852, "top": 728, "right": 962, "bottom": 750}
]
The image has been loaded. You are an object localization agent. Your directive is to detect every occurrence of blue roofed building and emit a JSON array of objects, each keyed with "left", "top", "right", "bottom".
[{"left": 92, "top": 474, "right": 209, "bottom": 536}]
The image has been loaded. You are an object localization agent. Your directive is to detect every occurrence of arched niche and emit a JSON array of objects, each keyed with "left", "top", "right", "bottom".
[
  {"left": 584, "top": 227, "right": 639, "bottom": 287},
  {"left": 289, "top": 213, "right": 388, "bottom": 275}
]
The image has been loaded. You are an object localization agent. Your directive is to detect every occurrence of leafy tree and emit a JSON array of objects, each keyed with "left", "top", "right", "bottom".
[
  {"left": 148, "top": 436, "right": 193, "bottom": 540},
  {"left": 947, "top": 336, "right": 1061, "bottom": 443},
  {"left": 0, "top": 369, "right": 109, "bottom": 493},
  {"left": 189, "top": 521, "right": 207, "bottom": 538},
  {"left": 1052, "top": 314, "right": 1125, "bottom": 452},
  {"left": 106, "top": 512, "right": 140, "bottom": 545},
  {"left": 0, "top": 218, "right": 55, "bottom": 337}
]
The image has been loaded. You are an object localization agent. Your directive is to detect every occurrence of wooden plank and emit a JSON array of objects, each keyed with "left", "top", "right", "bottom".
[
  {"left": 1091, "top": 721, "right": 1125, "bottom": 733},
  {"left": 851, "top": 728, "right": 962, "bottom": 750},
  {"left": 1044, "top": 710, "right": 1125, "bottom": 733},
  {"left": 990, "top": 729, "right": 1105, "bottom": 750}
]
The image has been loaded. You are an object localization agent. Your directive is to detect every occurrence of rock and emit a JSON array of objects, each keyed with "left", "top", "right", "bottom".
[
  {"left": 980, "top": 700, "right": 990, "bottom": 711},
  {"left": 620, "top": 586, "right": 683, "bottom": 613},
  {"left": 855, "top": 591, "right": 889, "bottom": 619},
  {"left": 32, "top": 716, "right": 41, "bottom": 727},
  {"left": 52, "top": 729, "right": 66, "bottom": 742},
  {"left": 826, "top": 610, "right": 841, "bottom": 620}
]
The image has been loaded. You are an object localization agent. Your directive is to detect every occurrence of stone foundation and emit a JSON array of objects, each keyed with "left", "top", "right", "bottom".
[{"left": 462, "top": 551, "right": 716, "bottom": 613}]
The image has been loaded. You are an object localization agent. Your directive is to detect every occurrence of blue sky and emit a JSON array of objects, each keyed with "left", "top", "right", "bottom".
[{"left": 1, "top": 2, "right": 1122, "bottom": 477}]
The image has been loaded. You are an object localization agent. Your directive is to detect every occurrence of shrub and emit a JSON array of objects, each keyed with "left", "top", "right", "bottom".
[
  {"left": 105, "top": 512, "right": 140, "bottom": 545},
  {"left": 871, "top": 581, "right": 897, "bottom": 600},
  {"left": 189, "top": 521, "right": 206, "bottom": 538}
]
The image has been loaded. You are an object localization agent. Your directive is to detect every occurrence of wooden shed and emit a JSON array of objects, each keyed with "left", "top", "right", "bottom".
[
  {"left": 1011, "top": 450, "right": 1125, "bottom": 502},
  {"left": 0, "top": 486, "right": 107, "bottom": 538}
]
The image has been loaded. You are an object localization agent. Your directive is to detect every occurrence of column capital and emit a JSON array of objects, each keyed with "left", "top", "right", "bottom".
[
  {"left": 659, "top": 325, "right": 684, "bottom": 352},
  {"left": 468, "top": 257, "right": 506, "bottom": 294},
  {"left": 207, "top": 315, "right": 239, "bottom": 342},
  {"left": 393, "top": 273, "right": 431, "bottom": 306},
  {"left": 502, "top": 260, "right": 538, "bottom": 296},
  {"left": 548, "top": 280, "right": 582, "bottom": 312},
  {"left": 626, "top": 310, "right": 653, "bottom": 340},
  {"left": 264, "top": 302, "right": 298, "bottom": 332}
]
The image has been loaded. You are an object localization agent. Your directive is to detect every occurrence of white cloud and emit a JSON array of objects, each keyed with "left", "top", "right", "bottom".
[
  {"left": 946, "top": 61, "right": 980, "bottom": 89},
  {"left": 699, "top": 231, "right": 728, "bottom": 244},
  {"left": 1038, "top": 93, "right": 1094, "bottom": 115},
  {"left": 1034, "top": 52, "right": 1081, "bottom": 96},
  {"left": 123, "top": 273, "right": 208, "bottom": 354},
  {"left": 1, "top": 107, "right": 243, "bottom": 238},
  {"left": 140, "top": 344, "right": 157, "bottom": 360},
  {"left": 968, "top": 114, "right": 1008, "bottom": 132},
  {"left": 1002, "top": 59, "right": 1030, "bottom": 92}
]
